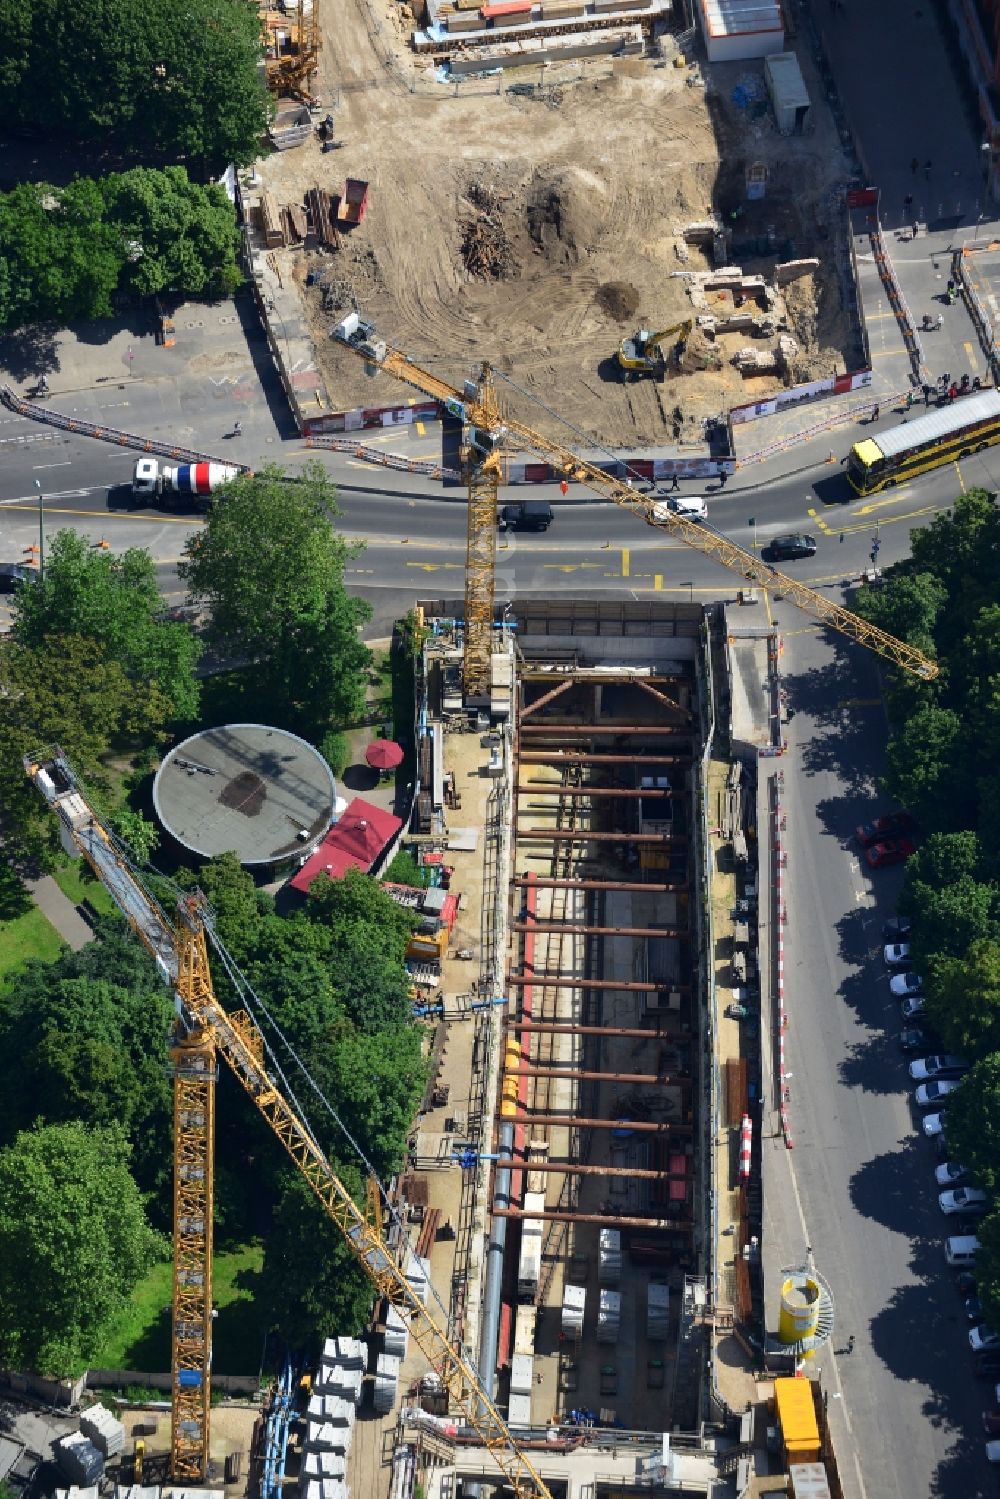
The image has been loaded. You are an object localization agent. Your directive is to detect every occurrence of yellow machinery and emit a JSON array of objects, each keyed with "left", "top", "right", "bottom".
[
  {"left": 332, "top": 313, "right": 939, "bottom": 685},
  {"left": 25, "top": 750, "right": 552, "bottom": 1499},
  {"left": 617, "top": 319, "right": 693, "bottom": 379},
  {"left": 262, "top": 0, "right": 319, "bottom": 95}
]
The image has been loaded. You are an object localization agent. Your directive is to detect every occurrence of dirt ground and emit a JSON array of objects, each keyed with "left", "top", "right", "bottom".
[{"left": 255, "top": 0, "right": 856, "bottom": 446}]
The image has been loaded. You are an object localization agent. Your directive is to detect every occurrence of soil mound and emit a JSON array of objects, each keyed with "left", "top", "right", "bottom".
[{"left": 595, "top": 282, "right": 640, "bottom": 323}]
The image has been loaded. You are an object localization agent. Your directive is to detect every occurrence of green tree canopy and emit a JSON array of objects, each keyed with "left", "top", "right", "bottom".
[
  {"left": 0, "top": 1121, "right": 162, "bottom": 1375},
  {"left": 0, "top": 634, "right": 169, "bottom": 864},
  {"left": 102, "top": 169, "right": 241, "bottom": 300},
  {"left": 883, "top": 705, "right": 964, "bottom": 824},
  {"left": 939, "top": 1055, "right": 1000, "bottom": 1193},
  {"left": 924, "top": 939, "right": 1000, "bottom": 1060},
  {"left": 178, "top": 464, "right": 372, "bottom": 739},
  {"left": 13, "top": 530, "right": 201, "bottom": 720},
  {"left": 974, "top": 1208, "right": 1000, "bottom": 1334},
  {"left": 0, "top": 0, "right": 269, "bottom": 167}
]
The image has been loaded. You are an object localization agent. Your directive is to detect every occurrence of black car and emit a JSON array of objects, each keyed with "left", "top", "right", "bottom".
[
  {"left": 0, "top": 561, "right": 36, "bottom": 591},
  {"left": 899, "top": 1026, "right": 927, "bottom": 1054},
  {"left": 766, "top": 534, "right": 818, "bottom": 561},
  {"left": 884, "top": 916, "right": 913, "bottom": 940},
  {"left": 499, "top": 502, "right": 554, "bottom": 532}
]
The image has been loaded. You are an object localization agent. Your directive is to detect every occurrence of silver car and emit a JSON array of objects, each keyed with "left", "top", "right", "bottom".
[
  {"left": 910, "top": 1055, "right": 970, "bottom": 1081},
  {"left": 915, "top": 1079, "right": 961, "bottom": 1107},
  {"left": 940, "top": 1187, "right": 989, "bottom": 1216}
]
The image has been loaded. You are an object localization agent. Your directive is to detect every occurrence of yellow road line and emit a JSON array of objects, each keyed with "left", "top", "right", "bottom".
[
  {"left": 0, "top": 503, "right": 201, "bottom": 525},
  {"left": 416, "top": 422, "right": 426, "bottom": 436},
  {"left": 964, "top": 341, "right": 980, "bottom": 372},
  {"left": 654, "top": 574, "right": 663, "bottom": 591},
  {"left": 954, "top": 459, "right": 966, "bottom": 493},
  {"left": 621, "top": 548, "right": 630, "bottom": 578},
  {"left": 763, "top": 588, "right": 774, "bottom": 626}
]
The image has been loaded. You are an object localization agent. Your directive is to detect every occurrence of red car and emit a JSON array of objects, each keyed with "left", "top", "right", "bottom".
[
  {"left": 856, "top": 812, "right": 918, "bottom": 848},
  {"left": 865, "top": 837, "right": 916, "bottom": 869}
]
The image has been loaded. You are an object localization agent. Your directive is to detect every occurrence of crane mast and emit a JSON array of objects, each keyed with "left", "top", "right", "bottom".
[
  {"left": 25, "top": 749, "right": 553, "bottom": 1499},
  {"left": 332, "top": 314, "right": 939, "bottom": 683}
]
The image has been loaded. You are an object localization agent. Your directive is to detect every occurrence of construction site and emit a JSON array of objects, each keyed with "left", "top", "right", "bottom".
[{"left": 246, "top": 0, "right": 862, "bottom": 446}]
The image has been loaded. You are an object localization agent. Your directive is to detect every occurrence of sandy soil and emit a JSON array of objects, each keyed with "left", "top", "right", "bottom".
[{"left": 255, "top": 0, "right": 856, "bottom": 446}]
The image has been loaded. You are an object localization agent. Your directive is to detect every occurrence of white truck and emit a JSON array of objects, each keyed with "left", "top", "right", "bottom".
[
  {"left": 517, "top": 1190, "right": 546, "bottom": 1302},
  {"left": 132, "top": 457, "right": 239, "bottom": 506}
]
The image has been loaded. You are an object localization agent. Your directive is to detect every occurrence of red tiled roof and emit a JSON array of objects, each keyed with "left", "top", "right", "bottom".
[{"left": 290, "top": 797, "right": 403, "bottom": 893}]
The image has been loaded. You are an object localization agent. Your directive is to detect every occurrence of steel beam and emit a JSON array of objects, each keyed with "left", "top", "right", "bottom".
[
  {"left": 510, "top": 877, "right": 686, "bottom": 892},
  {"left": 490, "top": 1159, "right": 689, "bottom": 1180},
  {"left": 519, "top": 1065, "right": 691, "bottom": 1085},
  {"left": 518, "top": 753, "right": 692, "bottom": 766},
  {"left": 515, "top": 784, "right": 673, "bottom": 798},
  {"left": 516, "top": 829, "right": 686, "bottom": 843},
  {"left": 517, "top": 724, "right": 689, "bottom": 735},
  {"left": 493, "top": 1207, "right": 691, "bottom": 1229},
  {"left": 511, "top": 922, "right": 686, "bottom": 938},
  {"left": 507, "top": 975, "right": 691, "bottom": 993},
  {"left": 519, "top": 678, "right": 574, "bottom": 719},
  {"left": 508, "top": 1114, "right": 691, "bottom": 1133},
  {"left": 508, "top": 1021, "right": 678, "bottom": 1039}
]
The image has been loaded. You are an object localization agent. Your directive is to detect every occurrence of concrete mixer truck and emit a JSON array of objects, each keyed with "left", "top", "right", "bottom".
[{"left": 131, "top": 457, "right": 240, "bottom": 509}]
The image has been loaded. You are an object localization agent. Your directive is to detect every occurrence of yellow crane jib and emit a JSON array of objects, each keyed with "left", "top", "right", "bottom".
[
  {"left": 25, "top": 748, "right": 555, "bottom": 1499},
  {"left": 331, "top": 312, "right": 939, "bottom": 683}
]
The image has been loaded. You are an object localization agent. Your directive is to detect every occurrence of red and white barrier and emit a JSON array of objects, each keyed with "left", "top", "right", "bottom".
[{"left": 739, "top": 1113, "right": 753, "bottom": 1181}]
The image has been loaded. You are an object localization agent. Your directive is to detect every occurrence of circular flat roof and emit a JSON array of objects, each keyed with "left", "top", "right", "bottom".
[{"left": 153, "top": 724, "right": 337, "bottom": 865}]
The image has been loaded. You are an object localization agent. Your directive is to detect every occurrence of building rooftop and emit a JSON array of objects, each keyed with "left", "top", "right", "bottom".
[
  {"left": 153, "top": 724, "right": 337, "bottom": 866},
  {"left": 290, "top": 798, "right": 403, "bottom": 892}
]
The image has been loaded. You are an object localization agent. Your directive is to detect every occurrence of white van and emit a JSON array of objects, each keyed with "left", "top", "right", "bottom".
[
  {"left": 653, "top": 495, "right": 707, "bottom": 524},
  {"left": 945, "top": 1234, "right": 981, "bottom": 1267}
]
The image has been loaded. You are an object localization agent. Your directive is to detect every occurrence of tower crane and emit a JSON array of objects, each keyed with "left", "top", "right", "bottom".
[
  {"left": 332, "top": 314, "right": 939, "bottom": 685},
  {"left": 25, "top": 749, "right": 553, "bottom": 1499}
]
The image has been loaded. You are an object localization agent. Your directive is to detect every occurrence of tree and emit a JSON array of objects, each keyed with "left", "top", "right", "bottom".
[
  {"left": 0, "top": 634, "right": 170, "bottom": 865},
  {"left": 0, "top": 180, "right": 121, "bottom": 330},
  {"left": 0, "top": 929, "right": 174, "bottom": 1202},
  {"left": 905, "top": 875, "right": 997, "bottom": 963},
  {"left": 12, "top": 530, "right": 200, "bottom": 720},
  {"left": 0, "top": 0, "right": 269, "bottom": 169},
  {"left": 924, "top": 940, "right": 1000, "bottom": 1060},
  {"left": 327, "top": 1028, "right": 427, "bottom": 1181},
  {"left": 853, "top": 569, "right": 946, "bottom": 660},
  {"left": 385, "top": 849, "right": 428, "bottom": 889},
  {"left": 256, "top": 1172, "right": 372, "bottom": 1352},
  {"left": 102, "top": 168, "right": 241, "bottom": 300},
  {"left": 883, "top": 705, "right": 964, "bottom": 825},
  {"left": 195, "top": 852, "right": 272, "bottom": 964},
  {"left": 973, "top": 1207, "right": 1000, "bottom": 1334},
  {"left": 179, "top": 465, "right": 372, "bottom": 739},
  {"left": 939, "top": 1056, "right": 1000, "bottom": 1193},
  {"left": 0, "top": 1121, "right": 162, "bottom": 1375}
]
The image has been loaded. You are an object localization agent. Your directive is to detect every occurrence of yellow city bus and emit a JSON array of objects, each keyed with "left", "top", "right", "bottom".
[{"left": 846, "top": 389, "right": 1000, "bottom": 494}]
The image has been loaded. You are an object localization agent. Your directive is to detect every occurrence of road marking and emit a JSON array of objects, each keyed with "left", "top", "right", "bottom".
[
  {"left": 345, "top": 459, "right": 381, "bottom": 471},
  {"left": 405, "top": 560, "right": 462, "bottom": 572},
  {"left": 416, "top": 421, "right": 426, "bottom": 436},
  {"left": 31, "top": 461, "right": 72, "bottom": 469},
  {"left": 854, "top": 490, "right": 913, "bottom": 515},
  {"left": 964, "top": 341, "right": 980, "bottom": 372},
  {"left": 0, "top": 501, "right": 201, "bottom": 524},
  {"left": 653, "top": 574, "right": 663, "bottom": 591},
  {"left": 621, "top": 548, "right": 630, "bottom": 578},
  {"left": 953, "top": 458, "right": 966, "bottom": 493},
  {"left": 542, "top": 562, "right": 601, "bottom": 573},
  {"left": 763, "top": 588, "right": 773, "bottom": 627}
]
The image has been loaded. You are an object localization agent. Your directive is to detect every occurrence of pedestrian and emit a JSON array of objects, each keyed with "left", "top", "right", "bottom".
[
  {"left": 935, "top": 314, "right": 943, "bottom": 330},
  {"left": 669, "top": 472, "right": 680, "bottom": 492},
  {"left": 922, "top": 384, "right": 932, "bottom": 406},
  {"left": 846, "top": 1334, "right": 856, "bottom": 1354},
  {"left": 910, "top": 156, "right": 919, "bottom": 174},
  {"left": 904, "top": 193, "right": 914, "bottom": 214},
  {"left": 925, "top": 159, "right": 932, "bottom": 180},
  {"left": 870, "top": 403, "right": 880, "bottom": 422},
  {"left": 940, "top": 371, "right": 950, "bottom": 388},
  {"left": 906, "top": 390, "right": 915, "bottom": 409},
  {"left": 949, "top": 383, "right": 958, "bottom": 402},
  {"left": 233, "top": 419, "right": 242, "bottom": 436},
  {"left": 718, "top": 467, "right": 729, "bottom": 487}
]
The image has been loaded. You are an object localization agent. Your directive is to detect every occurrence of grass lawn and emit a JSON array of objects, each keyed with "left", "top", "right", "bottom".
[
  {"left": 96, "top": 1243, "right": 267, "bottom": 1375},
  {"left": 51, "top": 860, "right": 116, "bottom": 915},
  {"left": 0, "top": 904, "right": 65, "bottom": 982}
]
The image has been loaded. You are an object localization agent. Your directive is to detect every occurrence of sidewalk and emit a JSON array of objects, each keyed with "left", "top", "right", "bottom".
[{"left": 28, "top": 874, "right": 93, "bottom": 951}]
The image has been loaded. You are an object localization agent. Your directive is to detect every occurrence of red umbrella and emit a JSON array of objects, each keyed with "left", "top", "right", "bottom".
[{"left": 365, "top": 739, "right": 403, "bottom": 770}]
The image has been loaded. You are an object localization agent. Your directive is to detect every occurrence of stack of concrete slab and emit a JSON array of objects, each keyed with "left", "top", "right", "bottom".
[
  {"left": 647, "top": 1283, "right": 670, "bottom": 1340},
  {"left": 315, "top": 1361, "right": 363, "bottom": 1407},
  {"left": 309, "top": 1421, "right": 354, "bottom": 1456},
  {"left": 304, "top": 1480, "right": 349, "bottom": 1499},
  {"left": 597, "top": 1289, "right": 621, "bottom": 1344},
  {"left": 81, "top": 1407, "right": 125, "bottom": 1458},
  {"left": 383, "top": 1305, "right": 409, "bottom": 1362},
  {"left": 54, "top": 1435, "right": 104, "bottom": 1487},
  {"left": 56, "top": 1487, "right": 99, "bottom": 1499},
  {"left": 373, "top": 1353, "right": 400, "bottom": 1415},
  {"left": 598, "top": 1228, "right": 622, "bottom": 1285},
  {"left": 405, "top": 1256, "right": 431, "bottom": 1306},
  {"left": 302, "top": 1452, "right": 347, "bottom": 1482},
  {"left": 561, "top": 1283, "right": 585, "bottom": 1338}
]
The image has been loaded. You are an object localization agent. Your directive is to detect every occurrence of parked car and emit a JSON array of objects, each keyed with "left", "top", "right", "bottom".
[
  {"left": 766, "top": 533, "right": 818, "bottom": 561},
  {"left": 983, "top": 1409, "right": 1000, "bottom": 1437},
  {"left": 866, "top": 838, "right": 916, "bottom": 869},
  {"left": 884, "top": 942, "right": 911, "bottom": 968},
  {"left": 940, "top": 1187, "right": 990, "bottom": 1216},
  {"left": 0, "top": 561, "right": 37, "bottom": 592},
  {"left": 900, "top": 1026, "right": 928, "bottom": 1054},
  {"left": 923, "top": 1111, "right": 947, "bottom": 1138},
  {"left": 891, "top": 971, "right": 924, "bottom": 998},
  {"left": 971, "top": 1325, "right": 1000, "bottom": 1353},
  {"left": 975, "top": 1352, "right": 1000, "bottom": 1378},
  {"left": 902, "top": 996, "right": 927, "bottom": 1020},
  {"left": 956, "top": 1271, "right": 978, "bottom": 1296},
  {"left": 967, "top": 1295, "right": 986, "bottom": 1322},
  {"left": 883, "top": 915, "right": 913, "bottom": 940},
  {"left": 987, "top": 1438, "right": 1000, "bottom": 1461},
  {"left": 858, "top": 813, "right": 918, "bottom": 848},
  {"left": 915, "top": 1079, "right": 961, "bottom": 1107},
  {"left": 910, "top": 1055, "right": 970, "bottom": 1082},
  {"left": 936, "top": 1161, "right": 969, "bottom": 1187}
]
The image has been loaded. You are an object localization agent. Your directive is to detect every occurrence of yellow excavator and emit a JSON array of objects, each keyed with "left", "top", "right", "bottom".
[{"left": 617, "top": 318, "right": 693, "bottom": 380}]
